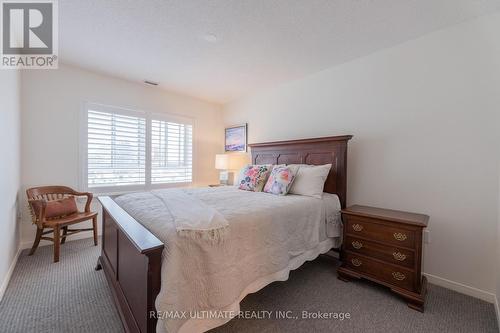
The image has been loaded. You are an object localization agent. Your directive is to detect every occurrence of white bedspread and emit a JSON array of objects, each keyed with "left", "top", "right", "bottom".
[
  {"left": 115, "top": 186, "right": 342, "bottom": 333},
  {"left": 152, "top": 189, "right": 229, "bottom": 244}
]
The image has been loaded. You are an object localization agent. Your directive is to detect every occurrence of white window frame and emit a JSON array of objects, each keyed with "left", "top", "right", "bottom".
[{"left": 79, "top": 102, "right": 195, "bottom": 194}]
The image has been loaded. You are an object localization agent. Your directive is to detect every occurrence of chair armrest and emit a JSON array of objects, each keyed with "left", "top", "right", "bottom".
[
  {"left": 28, "top": 198, "right": 47, "bottom": 225},
  {"left": 71, "top": 191, "right": 93, "bottom": 212}
]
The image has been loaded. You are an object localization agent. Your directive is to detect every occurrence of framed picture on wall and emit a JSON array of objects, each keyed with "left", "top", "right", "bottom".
[{"left": 225, "top": 124, "right": 247, "bottom": 152}]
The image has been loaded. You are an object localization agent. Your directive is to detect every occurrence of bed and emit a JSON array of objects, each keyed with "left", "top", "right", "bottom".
[{"left": 96, "top": 135, "right": 352, "bottom": 333}]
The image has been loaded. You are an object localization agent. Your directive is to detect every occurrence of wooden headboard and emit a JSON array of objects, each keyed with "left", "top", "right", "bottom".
[{"left": 248, "top": 135, "right": 353, "bottom": 208}]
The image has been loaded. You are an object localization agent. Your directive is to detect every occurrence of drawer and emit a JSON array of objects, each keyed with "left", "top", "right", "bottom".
[
  {"left": 345, "top": 236, "right": 415, "bottom": 268},
  {"left": 344, "top": 251, "right": 415, "bottom": 291},
  {"left": 345, "top": 216, "right": 416, "bottom": 248}
]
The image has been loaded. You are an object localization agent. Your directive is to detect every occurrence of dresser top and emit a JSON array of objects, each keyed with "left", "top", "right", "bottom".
[{"left": 341, "top": 205, "right": 429, "bottom": 227}]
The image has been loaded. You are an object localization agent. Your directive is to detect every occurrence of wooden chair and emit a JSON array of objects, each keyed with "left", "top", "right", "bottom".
[{"left": 27, "top": 186, "right": 98, "bottom": 263}]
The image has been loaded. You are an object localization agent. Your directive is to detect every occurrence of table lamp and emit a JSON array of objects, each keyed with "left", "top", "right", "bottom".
[{"left": 215, "top": 154, "right": 229, "bottom": 185}]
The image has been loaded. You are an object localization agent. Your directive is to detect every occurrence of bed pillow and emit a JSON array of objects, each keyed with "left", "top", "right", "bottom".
[
  {"left": 238, "top": 165, "right": 272, "bottom": 192},
  {"left": 289, "top": 164, "right": 332, "bottom": 198},
  {"left": 263, "top": 165, "right": 297, "bottom": 195},
  {"left": 235, "top": 165, "right": 248, "bottom": 185}
]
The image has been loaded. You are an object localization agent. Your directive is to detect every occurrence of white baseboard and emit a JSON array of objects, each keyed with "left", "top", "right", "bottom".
[
  {"left": 0, "top": 247, "right": 22, "bottom": 302},
  {"left": 20, "top": 231, "right": 95, "bottom": 250},
  {"left": 424, "top": 272, "right": 496, "bottom": 303},
  {"left": 494, "top": 295, "right": 500, "bottom": 331}
]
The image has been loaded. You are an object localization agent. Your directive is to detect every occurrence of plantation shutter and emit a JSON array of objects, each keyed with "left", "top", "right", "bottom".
[
  {"left": 87, "top": 109, "right": 146, "bottom": 188},
  {"left": 151, "top": 119, "right": 193, "bottom": 184}
]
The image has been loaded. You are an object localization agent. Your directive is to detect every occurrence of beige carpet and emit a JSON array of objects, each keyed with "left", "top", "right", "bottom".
[{"left": 0, "top": 238, "right": 497, "bottom": 333}]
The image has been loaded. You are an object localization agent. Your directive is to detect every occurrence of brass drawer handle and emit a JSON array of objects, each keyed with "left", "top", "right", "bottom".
[
  {"left": 393, "top": 252, "right": 407, "bottom": 261},
  {"left": 392, "top": 272, "right": 406, "bottom": 281},
  {"left": 351, "top": 258, "right": 362, "bottom": 267},
  {"left": 352, "top": 241, "right": 363, "bottom": 249},
  {"left": 352, "top": 224, "right": 363, "bottom": 232},
  {"left": 393, "top": 232, "right": 407, "bottom": 241}
]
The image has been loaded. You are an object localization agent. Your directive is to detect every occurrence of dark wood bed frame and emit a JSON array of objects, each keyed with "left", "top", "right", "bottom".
[{"left": 95, "top": 135, "right": 352, "bottom": 333}]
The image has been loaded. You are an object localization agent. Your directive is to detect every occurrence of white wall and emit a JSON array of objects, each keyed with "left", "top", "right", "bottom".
[
  {"left": 0, "top": 70, "right": 21, "bottom": 299},
  {"left": 21, "top": 64, "right": 223, "bottom": 248},
  {"left": 497, "top": 166, "right": 500, "bottom": 320},
  {"left": 224, "top": 13, "right": 500, "bottom": 296},
  {"left": 497, "top": 117, "right": 500, "bottom": 319}
]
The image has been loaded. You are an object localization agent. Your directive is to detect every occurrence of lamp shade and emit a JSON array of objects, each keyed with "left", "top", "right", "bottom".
[{"left": 215, "top": 154, "right": 229, "bottom": 170}]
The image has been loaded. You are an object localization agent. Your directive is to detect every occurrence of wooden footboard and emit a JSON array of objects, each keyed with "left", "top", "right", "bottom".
[{"left": 96, "top": 196, "right": 164, "bottom": 333}]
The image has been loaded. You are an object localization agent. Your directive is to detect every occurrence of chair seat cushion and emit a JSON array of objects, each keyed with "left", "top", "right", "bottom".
[
  {"left": 44, "top": 211, "right": 97, "bottom": 226},
  {"left": 33, "top": 196, "right": 78, "bottom": 219}
]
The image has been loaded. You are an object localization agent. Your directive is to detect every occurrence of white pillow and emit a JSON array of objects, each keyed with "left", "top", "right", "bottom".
[{"left": 289, "top": 164, "right": 332, "bottom": 198}]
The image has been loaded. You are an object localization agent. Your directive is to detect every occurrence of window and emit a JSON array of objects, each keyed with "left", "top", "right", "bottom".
[
  {"left": 81, "top": 103, "right": 193, "bottom": 193},
  {"left": 87, "top": 110, "right": 146, "bottom": 188},
  {"left": 151, "top": 119, "right": 193, "bottom": 184}
]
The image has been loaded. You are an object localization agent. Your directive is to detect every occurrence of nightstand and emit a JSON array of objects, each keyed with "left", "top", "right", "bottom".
[{"left": 338, "top": 205, "right": 429, "bottom": 312}]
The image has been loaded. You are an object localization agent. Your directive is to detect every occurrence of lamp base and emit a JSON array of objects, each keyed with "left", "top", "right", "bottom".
[{"left": 219, "top": 170, "right": 229, "bottom": 185}]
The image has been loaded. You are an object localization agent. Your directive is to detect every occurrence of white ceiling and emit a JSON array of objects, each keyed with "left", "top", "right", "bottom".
[{"left": 59, "top": 0, "right": 500, "bottom": 104}]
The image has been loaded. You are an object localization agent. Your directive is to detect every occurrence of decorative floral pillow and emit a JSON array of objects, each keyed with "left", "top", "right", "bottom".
[
  {"left": 238, "top": 165, "right": 272, "bottom": 192},
  {"left": 263, "top": 165, "right": 297, "bottom": 195}
]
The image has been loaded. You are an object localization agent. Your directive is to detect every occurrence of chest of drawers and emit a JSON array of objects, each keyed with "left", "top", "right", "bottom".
[{"left": 337, "top": 205, "right": 429, "bottom": 312}]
